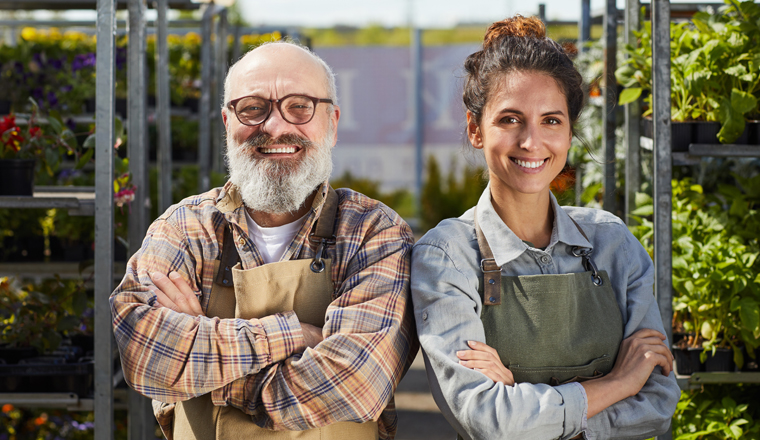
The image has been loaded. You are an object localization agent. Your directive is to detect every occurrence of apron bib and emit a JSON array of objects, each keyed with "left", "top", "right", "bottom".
[
  {"left": 173, "top": 188, "right": 379, "bottom": 440},
  {"left": 474, "top": 208, "right": 624, "bottom": 385}
]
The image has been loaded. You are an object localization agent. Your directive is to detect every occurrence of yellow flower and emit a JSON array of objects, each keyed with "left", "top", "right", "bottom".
[{"left": 20, "top": 27, "right": 36, "bottom": 40}]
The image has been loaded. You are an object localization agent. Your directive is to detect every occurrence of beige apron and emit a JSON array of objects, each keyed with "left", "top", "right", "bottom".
[{"left": 173, "top": 188, "right": 378, "bottom": 440}]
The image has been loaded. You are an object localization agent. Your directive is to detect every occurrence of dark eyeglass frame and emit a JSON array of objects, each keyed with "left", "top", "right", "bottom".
[{"left": 226, "top": 94, "right": 334, "bottom": 127}]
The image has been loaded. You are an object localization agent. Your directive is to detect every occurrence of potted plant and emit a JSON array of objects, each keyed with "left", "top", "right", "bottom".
[
  {"left": 0, "top": 276, "right": 95, "bottom": 396},
  {"left": 616, "top": 0, "right": 760, "bottom": 147}
]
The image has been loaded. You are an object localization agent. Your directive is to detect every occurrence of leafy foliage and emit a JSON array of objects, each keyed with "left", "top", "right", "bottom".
[
  {"left": 616, "top": 0, "right": 760, "bottom": 143},
  {"left": 420, "top": 155, "right": 487, "bottom": 232},
  {"left": 673, "top": 385, "right": 760, "bottom": 439},
  {"left": 630, "top": 177, "right": 760, "bottom": 367}
]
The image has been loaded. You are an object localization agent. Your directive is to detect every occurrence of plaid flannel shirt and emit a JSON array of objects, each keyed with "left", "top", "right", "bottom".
[{"left": 111, "top": 181, "right": 417, "bottom": 439}]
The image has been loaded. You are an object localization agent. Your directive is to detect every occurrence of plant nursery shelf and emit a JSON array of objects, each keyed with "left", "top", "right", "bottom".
[
  {"left": 0, "top": 389, "right": 128, "bottom": 411},
  {"left": 687, "top": 144, "right": 760, "bottom": 158},
  {"left": 0, "top": 186, "right": 94, "bottom": 216},
  {"left": 676, "top": 372, "right": 760, "bottom": 390}
]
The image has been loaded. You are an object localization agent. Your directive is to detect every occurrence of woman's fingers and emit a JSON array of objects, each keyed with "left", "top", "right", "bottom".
[{"left": 457, "top": 341, "right": 515, "bottom": 386}]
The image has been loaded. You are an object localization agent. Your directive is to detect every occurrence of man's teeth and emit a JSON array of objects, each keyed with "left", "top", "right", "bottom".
[
  {"left": 514, "top": 158, "right": 545, "bottom": 169},
  {"left": 261, "top": 147, "right": 297, "bottom": 154}
]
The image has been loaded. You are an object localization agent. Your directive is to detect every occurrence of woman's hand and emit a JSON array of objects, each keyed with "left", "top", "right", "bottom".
[
  {"left": 583, "top": 328, "right": 674, "bottom": 418},
  {"left": 608, "top": 328, "right": 674, "bottom": 394},
  {"left": 457, "top": 340, "right": 515, "bottom": 386},
  {"left": 150, "top": 271, "right": 205, "bottom": 317}
]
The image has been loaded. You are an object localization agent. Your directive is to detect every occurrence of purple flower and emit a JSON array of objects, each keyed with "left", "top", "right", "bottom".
[
  {"left": 116, "top": 47, "right": 127, "bottom": 70},
  {"left": 72, "top": 53, "right": 96, "bottom": 72},
  {"left": 47, "top": 91, "right": 58, "bottom": 108},
  {"left": 50, "top": 58, "right": 63, "bottom": 70},
  {"left": 32, "top": 87, "right": 43, "bottom": 100},
  {"left": 65, "top": 118, "right": 76, "bottom": 132}
]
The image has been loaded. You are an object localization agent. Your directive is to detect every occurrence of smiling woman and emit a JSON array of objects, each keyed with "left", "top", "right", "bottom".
[{"left": 410, "top": 14, "right": 681, "bottom": 440}]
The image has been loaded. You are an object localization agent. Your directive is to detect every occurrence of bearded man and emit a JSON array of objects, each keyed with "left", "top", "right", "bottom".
[{"left": 110, "top": 41, "right": 417, "bottom": 440}]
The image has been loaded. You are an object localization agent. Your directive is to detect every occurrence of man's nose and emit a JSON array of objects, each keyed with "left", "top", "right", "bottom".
[{"left": 259, "top": 105, "right": 293, "bottom": 138}]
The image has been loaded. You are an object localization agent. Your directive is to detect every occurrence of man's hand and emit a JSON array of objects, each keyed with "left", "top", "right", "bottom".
[
  {"left": 300, "top": 322, "right": 324, "bottom": 348},
  {"left": 150, "top": 271, "right": 205, "bottom": 317}
]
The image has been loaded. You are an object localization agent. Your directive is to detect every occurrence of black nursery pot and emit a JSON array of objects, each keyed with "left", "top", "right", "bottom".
[
  {"left": 673, "top": 346, "right": 704, "bottom": 375},
  {"left": 0, "top": 159, "right": 35, "bottom": 196},
  {"left": 704, "top": 348, "right": 735, "bottom": 372}
]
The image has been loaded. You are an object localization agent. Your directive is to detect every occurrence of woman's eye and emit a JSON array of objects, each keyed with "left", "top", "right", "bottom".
[
  {"left": 545, "top": 118, "right": 561, "bottom": 125},
  {"left": 501, "top": 116, "right": 518, "bottom": 124}
]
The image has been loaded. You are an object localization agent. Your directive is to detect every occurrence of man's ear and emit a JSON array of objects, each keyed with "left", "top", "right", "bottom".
[
  {"left": 467, "top": 111, "right": 483, "bottom": 149},
  {"left": 222, "top": 108, "right": 229, "bottom": 130},
  {"left": 329, "top": 105, "right": 340, "bottom": 148}
]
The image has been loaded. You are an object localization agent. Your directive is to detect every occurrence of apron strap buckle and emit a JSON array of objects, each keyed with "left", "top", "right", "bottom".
[
  {"left": 571, "top": 247, "right": 603, "bottom": 286},
  {"left": 309, "top": 234, "right": 336, "bottom": 273}
]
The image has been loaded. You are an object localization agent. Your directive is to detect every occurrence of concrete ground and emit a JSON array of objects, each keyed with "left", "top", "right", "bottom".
[{"left": 395, "top": 352, "right": 458, "bottom": 440}]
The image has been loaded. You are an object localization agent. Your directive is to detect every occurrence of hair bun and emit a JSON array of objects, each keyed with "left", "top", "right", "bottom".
[{"left": 483, "top": 15, "right": 546, "bottom": 49}]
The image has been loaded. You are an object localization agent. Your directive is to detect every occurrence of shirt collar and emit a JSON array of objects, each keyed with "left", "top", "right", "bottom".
[{"left": 475, "top": 183, "right": 592, "bottom": 267}]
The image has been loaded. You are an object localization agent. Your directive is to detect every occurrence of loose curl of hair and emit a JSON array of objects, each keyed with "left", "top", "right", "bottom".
[{"left": 463, "top": 15, "right": 585, "bottom": 136}]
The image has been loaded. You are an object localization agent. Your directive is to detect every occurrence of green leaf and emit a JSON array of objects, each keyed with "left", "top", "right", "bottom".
[
  {"left": 56, "top": 315, "right": 80, "bottom": 332},
  {"left": 82, "top": 133, "right": 96, "bottom": 149},
  {"left": 76, "top": 148, "right": 94, "bottom": 169},
  {"left": 619, "top": 87, "right": 642, "bottom": 105},
  {"left": 731, "top": 88, "right": 758, "bottom": 114},
  {"left": 48, "top": 116, "right": 63, "bottom": 135},
  {"left": 631, "top": 205, "right": 654, "bottom": 216}
]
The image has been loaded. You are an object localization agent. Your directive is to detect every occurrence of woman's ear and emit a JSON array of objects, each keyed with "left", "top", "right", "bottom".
[{"left": 467, "top": 111, "right": 483, "bottom": 149}]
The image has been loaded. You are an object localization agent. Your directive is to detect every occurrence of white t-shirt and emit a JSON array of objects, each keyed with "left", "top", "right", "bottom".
[{"left": 245, "top": 210, "right": 308, "bottom": 264}]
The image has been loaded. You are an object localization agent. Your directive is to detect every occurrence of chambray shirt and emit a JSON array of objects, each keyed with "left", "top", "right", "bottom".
[{"left": 411, "top": 185, "right": 680, "bottom": 440}]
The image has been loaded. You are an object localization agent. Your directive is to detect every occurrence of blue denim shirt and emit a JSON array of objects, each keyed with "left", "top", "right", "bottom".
[{"left": 411, "top": 185, "right": 680, "bottom": 440}]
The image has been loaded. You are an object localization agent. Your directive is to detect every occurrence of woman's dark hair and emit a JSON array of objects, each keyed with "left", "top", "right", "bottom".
[{"left": 463, "top": 15, "right": 585, "bottom": 134}]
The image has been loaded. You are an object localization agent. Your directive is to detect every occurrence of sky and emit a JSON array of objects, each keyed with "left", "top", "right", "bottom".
[{"left": 237, "top": 0, "right": 590, "bottom": 27}]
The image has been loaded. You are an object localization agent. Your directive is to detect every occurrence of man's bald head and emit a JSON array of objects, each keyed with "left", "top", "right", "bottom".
[{"left": 222, "top": 41, "right": 337, "bottom": 110}]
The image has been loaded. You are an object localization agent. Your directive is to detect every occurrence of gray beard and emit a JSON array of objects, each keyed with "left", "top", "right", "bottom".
[{"left": 225, "top": 130, "right": 334, "bottom": 215}]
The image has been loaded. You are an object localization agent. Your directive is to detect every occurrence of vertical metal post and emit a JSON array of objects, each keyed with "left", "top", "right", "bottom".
[
  {"left": 232, "top": 24, "right": 242, "bottom": 64},
  {"left": 212, "top": 9, "right": 228, "bottom": 175},
  {"left": 538, "top": 3, "right": 546, "bottom": 22},
  {"left": 411, "top": 27, "right": 424, "bottom": 219},
  {"left": 653, "top": 0, "right": 673, "bottom": 370},
  {"left": 602, "top": 0, "right": 618, "bottom": 214},
  {"left": 155, "top": 0, "right": 172, "bottom": 213},
  {"left": 198, "top": 5, "right": 214, "bottom": 192},
  {"left": 127, "top": 1, "right": 155, "bottom": 438},
  {"left": 579, "top": 0, "right": 591, "bottom": 52},
  {"left": 95, "top": 0, "right": 115, "bottom": 438},
  {"left": 624, "top": 0, "right": 641, "bottom": 225},
  {"left": 653, "top": 2, "right": 673, "bottom": 439}
]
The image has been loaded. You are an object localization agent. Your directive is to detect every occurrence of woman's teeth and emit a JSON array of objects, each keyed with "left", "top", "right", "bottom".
[
  {"left": 513, "top": 158, "right": 545, "bottom": 169},
  {"left": 261, "top": 147, "right": 297, "bottom": 154}
]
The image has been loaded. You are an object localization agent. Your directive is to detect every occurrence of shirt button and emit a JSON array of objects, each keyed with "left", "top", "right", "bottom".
[
  {"left": 239, "top": 238, "right": 245, "bottom": 245},
  {"left": 422, "top": 312, "right": 428, "bottom": 321},
  {"left": 541, "top": 255, "right": 550, "bottom": 264}
]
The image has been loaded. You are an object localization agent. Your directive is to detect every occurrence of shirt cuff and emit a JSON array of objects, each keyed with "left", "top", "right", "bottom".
[
  {"left": 259, "top": 310, "right": 307, "bottom": 364},
  {"left": 555, "top": 382, "right": 588, "bottom": 439}
]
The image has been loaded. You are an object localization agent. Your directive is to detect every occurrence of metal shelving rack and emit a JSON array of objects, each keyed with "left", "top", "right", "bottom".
[{"left": 0, "top": 1, "right": 198, "bottom": 438}]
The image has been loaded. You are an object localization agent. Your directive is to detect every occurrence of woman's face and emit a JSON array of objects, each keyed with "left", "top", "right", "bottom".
[{"left": 468, "top": 70, "right": 572, "bottom": 200}]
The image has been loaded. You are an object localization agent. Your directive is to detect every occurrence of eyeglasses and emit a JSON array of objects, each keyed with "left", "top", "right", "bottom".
[{"left": 226, "top": 94, "right": 334, "bottom": 127}]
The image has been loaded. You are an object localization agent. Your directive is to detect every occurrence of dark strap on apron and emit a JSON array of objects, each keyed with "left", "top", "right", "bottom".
[
  {"left": 473, "top": 207, "right": 604, "bottom": 304},
  {"left": 473, "top": 208, "right": 502, "bottom": 306},
  {"left": 214, "top": 186, "right": 340, "bottom": 286}
]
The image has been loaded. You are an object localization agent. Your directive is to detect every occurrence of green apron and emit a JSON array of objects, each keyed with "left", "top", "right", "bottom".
[
  {"left": 169, "top": 188, "right": 379, "bottom": 440},
  {"left": 474, "top": 208, "right": 623, "bottom": 385}
]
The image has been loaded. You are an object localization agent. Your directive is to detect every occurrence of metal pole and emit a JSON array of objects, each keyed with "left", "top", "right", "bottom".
[
  {"left": 624, "top": 0, "right": 641, "bottom": 225},
  {"left": 411, "top": 27, "right": 423, "bottom": 220},
  {"left": 127, "top": 0, "right": 155, "bottom": 437},
  {"left": 95, "top": 0, "right": 115, "bottom": 438},
  {"left": 198, "top": 4, "right": 213, "bottom": 192},
  {"left": 579, "top": 0, "right": 591, "bottom": 52},
  {"left": 155, "top": 0, "right": 172, "bottom": 213},
  {"left": 232, "top": 24, "right": 242, "bottom": 64},
  {"left": 602, "top": 0, "right": 618, "bottom": 214},
  {"left": 653, "top": 2, "right": 673, "bottom": 438},
  {"left": 538, "top": 3, "right": 546, "bottom": 22},
  {"left": 212, "top": 9, "right": 228, "bottom": 175}
]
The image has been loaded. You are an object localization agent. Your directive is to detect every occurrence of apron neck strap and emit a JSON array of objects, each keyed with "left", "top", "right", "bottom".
[
  {"left": 474, "top": 207, "right": 502, "bottom": 306},
  {"left": 566, "top": 217, "right": 604, "bottom": 286},
  {"left": 309, "top": 186, "right": 339, "bottom": 273}
]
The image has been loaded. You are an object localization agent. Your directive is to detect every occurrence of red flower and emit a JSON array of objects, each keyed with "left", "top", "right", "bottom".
[
  {"left": 29, "top": 126, "right": 42, "bottom": 138},
  {"left": 0, "top": 115, "right": 15, "bottom": 134}
]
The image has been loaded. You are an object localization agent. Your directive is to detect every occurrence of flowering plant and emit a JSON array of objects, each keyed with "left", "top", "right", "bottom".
[{"left": 0, "top": 100, "right": 82, "bottom": 177}]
